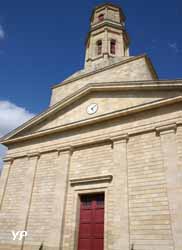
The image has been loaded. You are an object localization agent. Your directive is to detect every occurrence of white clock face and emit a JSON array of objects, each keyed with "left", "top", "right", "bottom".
[{"left": 87, "top": 103, "right": 98, "bottom": 115}]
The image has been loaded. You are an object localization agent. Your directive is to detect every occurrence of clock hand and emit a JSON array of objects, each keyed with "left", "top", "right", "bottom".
[{"left": 91, "top": 104, "right": 97, "bottom": 110}]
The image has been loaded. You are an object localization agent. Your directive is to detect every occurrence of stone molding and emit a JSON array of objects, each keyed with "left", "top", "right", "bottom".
[
  {"left": 70, "top": 174, "right": 113, "bottom": 186},
  {"left": 91, "top": 20, "right": 123, "bottom": 32},
  {"left": 4, "top": 119, "right": 182, "bottom": 161},
  {"left": 3, "top": 135, "right": 111, "bottom": 161},
  {"left": 4, "top": 132, "right": 129, "bottom": 161}
]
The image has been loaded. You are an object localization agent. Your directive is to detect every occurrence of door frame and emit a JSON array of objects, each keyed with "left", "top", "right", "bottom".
[{"left": 72, "top": 187, "right": 108, "bottom": 250}]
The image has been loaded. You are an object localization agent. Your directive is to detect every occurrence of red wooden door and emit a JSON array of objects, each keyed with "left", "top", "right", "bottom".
[{"left": 78, "top": 193, "right": 104, "bottom": 250}]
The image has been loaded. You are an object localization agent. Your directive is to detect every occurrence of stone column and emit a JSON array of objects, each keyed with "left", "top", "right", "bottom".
[
  {"left": 47, "top": 146, "right": 72, "bottom": 250},
  {"left": 156, "top": 124, "right": 182, "bottom": 250},
  {"left": 0, "top": 157, "right": 13, "bottom": 210},
  {"left": 110, "top": 134, "right": 129, "bottom": 250}
]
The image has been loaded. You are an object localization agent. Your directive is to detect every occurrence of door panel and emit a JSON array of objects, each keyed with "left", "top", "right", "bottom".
[
  {"left": 80, "top": 210, "right": 92, "bottom": 222},
  {"left": 79, "top": 239, "right": 92, "bottom": 250}
]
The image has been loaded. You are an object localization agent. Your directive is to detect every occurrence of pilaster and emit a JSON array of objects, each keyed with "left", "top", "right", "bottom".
[
  {"left": 0, "top": 157, "right": 13, "bottom": 210},
  {"left": 121, "top": 31, "right": 125, "bottom": 56},
  {"left": 156, "top": 124, "right": 182, "bottom": 250},
  {"left": 47, "top": 146, "right": 73, "bottom": 250},
  {"left": 22, "top": 153, "right": 40, "bottom": 250},
  {"left": 104, "top": 28, "right": 108, "bottom": 56},
  {"left": 110, "top": 134, "right": 129, "bottom": 250}
]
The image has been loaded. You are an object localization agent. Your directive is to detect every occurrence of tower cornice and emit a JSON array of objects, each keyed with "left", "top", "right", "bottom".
[
  {"left": 91, "top": 20, "right": 123, "bottom": 31},
  {"left": 85, "top": 22, "right": 129, "bottom": 47},
  {"left": 90, "top": 3, "right": 126, "bottom": 23}
]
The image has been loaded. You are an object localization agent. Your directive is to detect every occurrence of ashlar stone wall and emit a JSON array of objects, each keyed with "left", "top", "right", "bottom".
[{"left": 0, "top": 104, "right": 182, "bottom": 250}]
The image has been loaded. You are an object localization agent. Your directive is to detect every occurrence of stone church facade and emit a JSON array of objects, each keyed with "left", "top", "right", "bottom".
[{"left": 0, "top": 3, "right": 182, "bottom": 250}]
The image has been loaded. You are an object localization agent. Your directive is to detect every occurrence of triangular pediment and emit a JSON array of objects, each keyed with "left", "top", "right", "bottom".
[{"left": 1, "top": 80, "right": 182, "bottom": 144}]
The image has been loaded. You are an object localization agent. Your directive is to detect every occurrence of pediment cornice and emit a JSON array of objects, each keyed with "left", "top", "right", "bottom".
[
  {"left": 1, "top": 86, "right": 182, "bottom": 145},
  {"left": 1, "top": 80, "right": 182, "bottom": 144}
]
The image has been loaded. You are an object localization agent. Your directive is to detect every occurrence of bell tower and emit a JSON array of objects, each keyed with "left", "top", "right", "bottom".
[{"left": 84, "top": 3, "right": 130, "bottom": 69}]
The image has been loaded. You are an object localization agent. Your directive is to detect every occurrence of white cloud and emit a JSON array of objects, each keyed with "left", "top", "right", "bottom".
[
  {"left": 0, "top": 25, "right": 5, "bottom": 40},
  {"left": 168, "top": 42, "right": 181, "bottom": 53},
  {"left": 0, "top": 100, "right": 35, "bottom": 171}
]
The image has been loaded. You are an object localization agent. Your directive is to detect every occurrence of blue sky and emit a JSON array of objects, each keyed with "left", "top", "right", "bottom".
[{"left": 0, "top": 0, "right": 182, "bottom": 166}]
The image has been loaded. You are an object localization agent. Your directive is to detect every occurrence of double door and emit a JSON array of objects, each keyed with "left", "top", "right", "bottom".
[{"left": 78, "top": 193, "right": 104, "bottom": 250}]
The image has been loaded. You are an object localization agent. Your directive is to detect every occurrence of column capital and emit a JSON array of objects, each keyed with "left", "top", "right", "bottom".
[
  {"left": 57, "top": 145, "right": 73, "bottom": 156},
  {"left": 155, "top": 123, "right": 177, "bottom": 136},
  {"left": 110, "top": 133, "right": 129, "bottom": 143},
  {"left": 3, "top": 156, "right": 14, "bottom": 163},
  {"left": 27, "top": 152, "right": 41, "bottom": 159}
]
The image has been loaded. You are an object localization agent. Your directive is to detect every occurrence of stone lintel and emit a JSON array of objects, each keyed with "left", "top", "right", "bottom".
[{"left": 70, "top": 174, "right": 113, "bottom": 186}]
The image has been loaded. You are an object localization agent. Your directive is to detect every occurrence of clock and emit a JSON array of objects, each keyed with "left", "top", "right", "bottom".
[{"left": 87, "top": 103, "right": 98, "bottom": 115}]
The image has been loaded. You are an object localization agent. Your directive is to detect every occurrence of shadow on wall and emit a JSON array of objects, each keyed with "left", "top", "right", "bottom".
[{"left": 39, "top": 242, "right": 44, "bottom": 250}]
